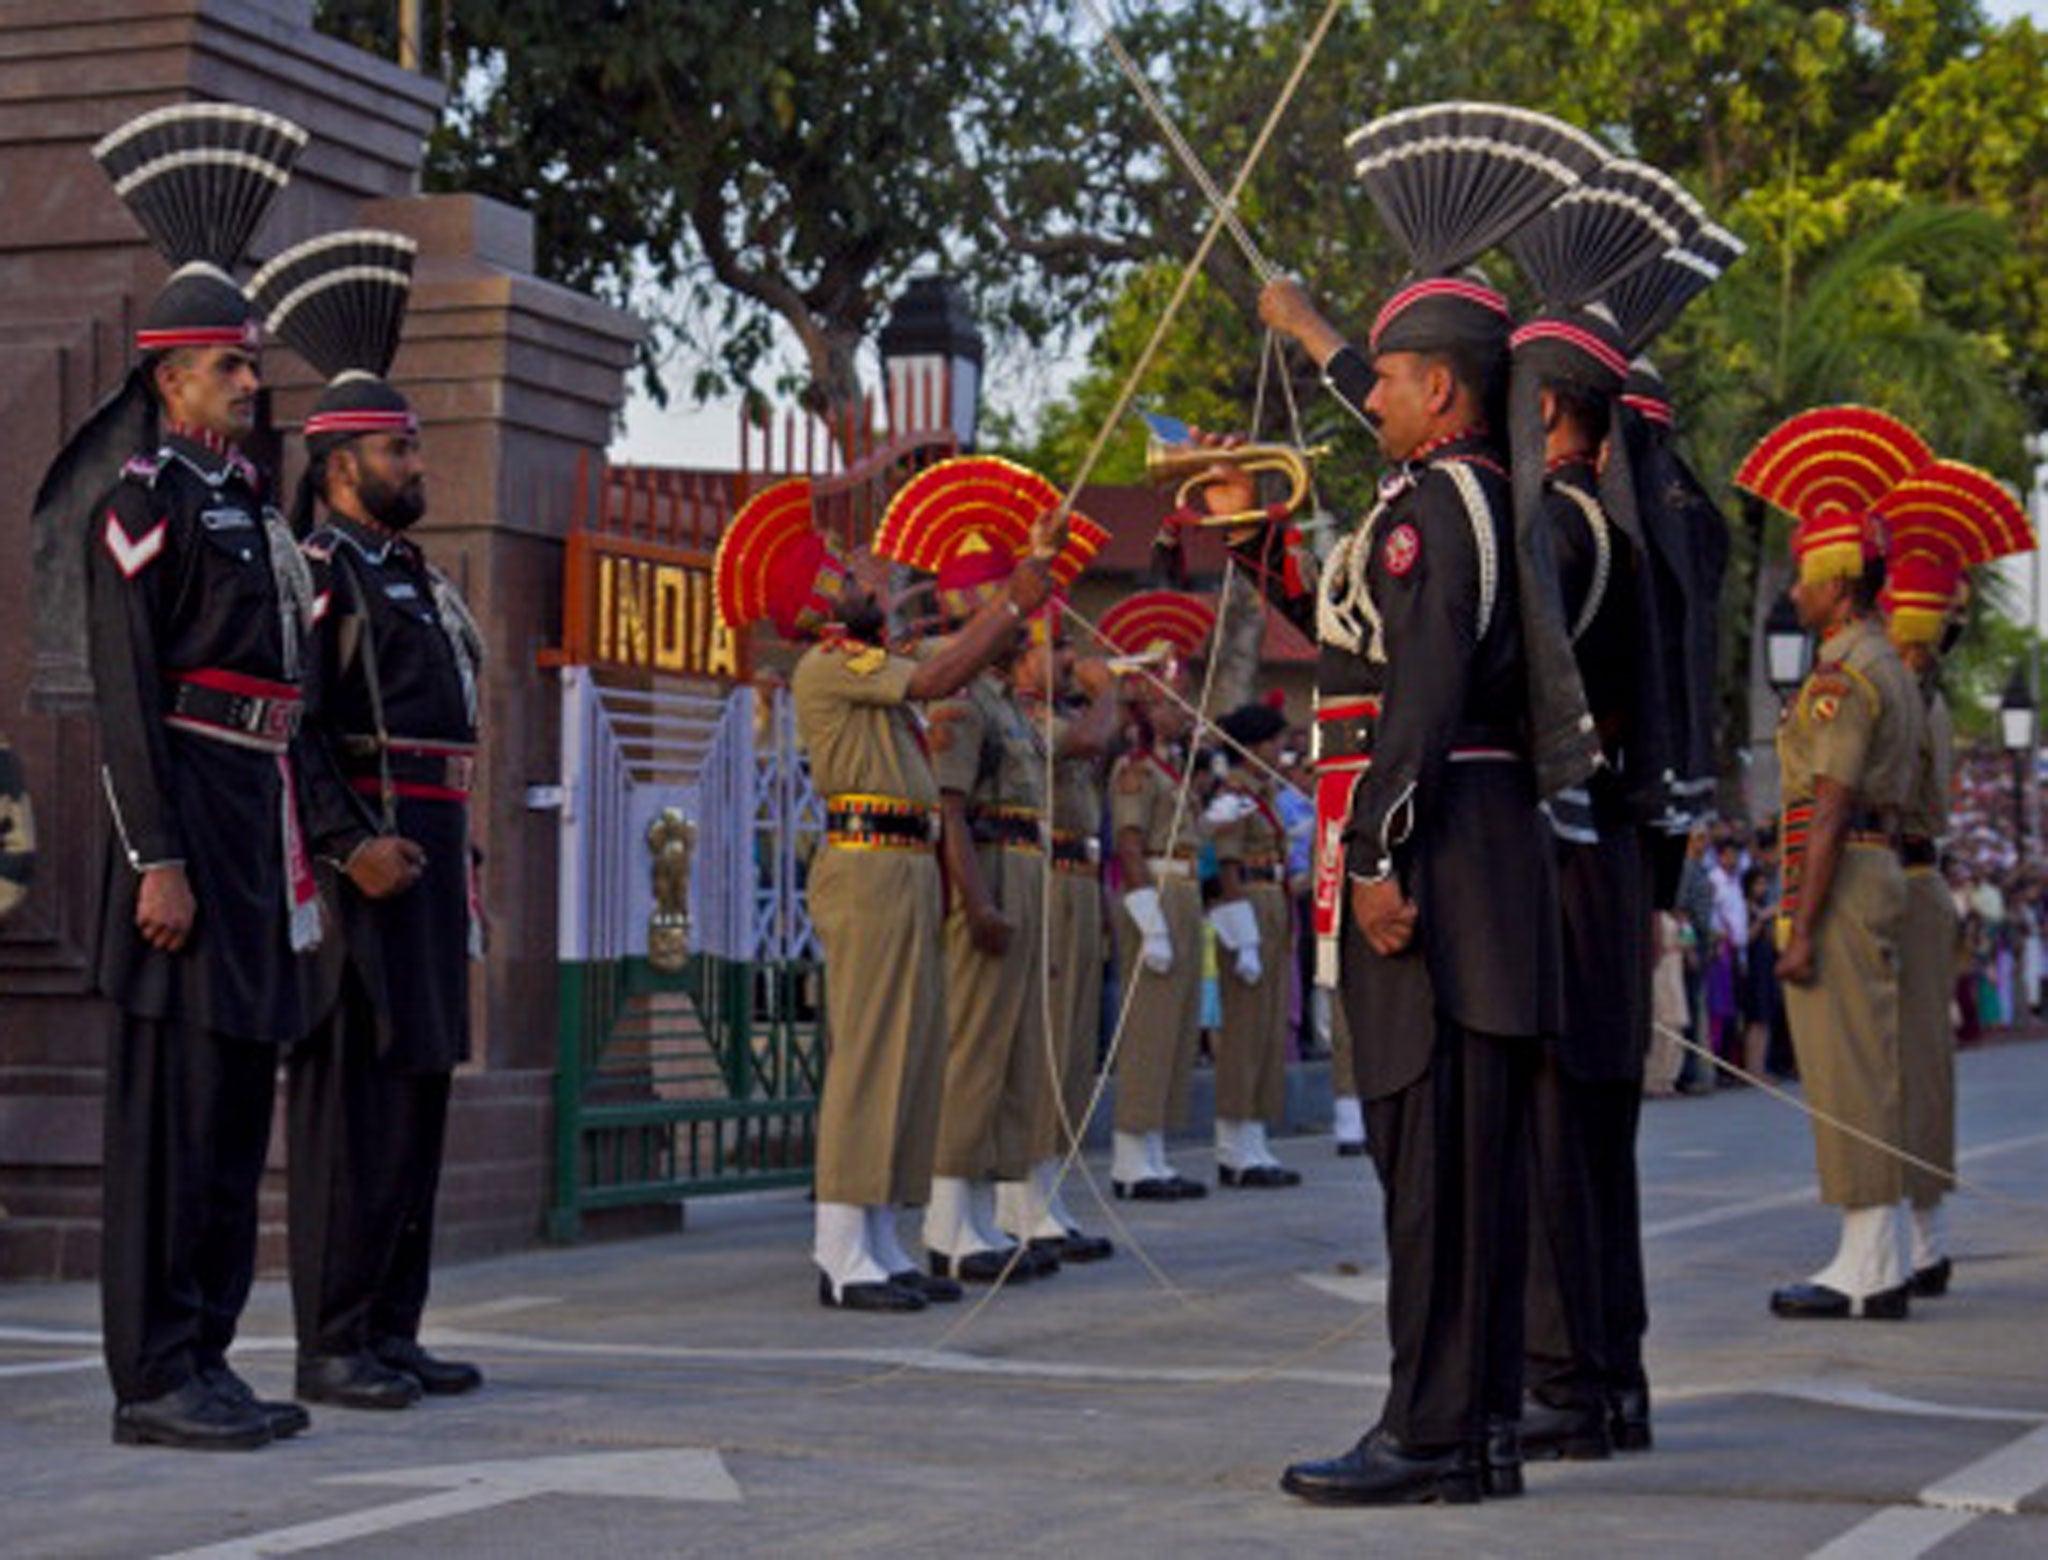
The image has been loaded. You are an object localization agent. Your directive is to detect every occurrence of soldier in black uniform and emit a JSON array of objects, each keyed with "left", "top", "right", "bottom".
[
  {"left": 1496, "top": 161, "right": 1709, "bottom": 1467},
  {"left": 54, "top": 105, "right": 342, "bottom": 1450},
  {"left": 249, "top": 231, "right": 488, "bottom": 1408},
  {"left": 1210, "top": 105, "right": 1606, "bottom": 1507}
]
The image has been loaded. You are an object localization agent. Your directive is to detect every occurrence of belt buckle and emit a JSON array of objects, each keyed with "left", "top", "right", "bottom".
[
  {"left": 259, "top": 701, "right": 294, "bottom": 744},
  {"left": 448, "top": 754, "right": 476, "bottom": 793}
]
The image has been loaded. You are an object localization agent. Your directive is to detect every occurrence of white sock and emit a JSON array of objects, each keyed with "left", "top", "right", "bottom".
[
  {"left": 1113, "top": 1131, "right": 1151, "bottom": 1185},
  {"left": 1243, "top": 1119, "right": 1282, "bottom": 1169},
  {"left": 1809, "top": 1204, "right": 1908, "bottom": 1298},
  {"left": 994, "top": 1179, "right": 1035, "bottom": 1243},
  {"left": 1145, "top": 1130, "right": 1178, "bottom": 1181},
  {"left": 1029, "top": 1159, "right": 1070, "bottom": 1240},
  {"left": 866, "top": 1205, "right": 916, "bottom": 1276},
  {"left": 968, "top": 1180, "right": 1015, "bottom": 1252},
  {"left": 1215, "top": 1118, "right": 1245, "bottom": 1170},
  {"left": 815, "top": 1202, "right": 889, "bottom": 1296},
  {"left": 1332, "top": 1095, "right": 1365, "bottom": 1145},
  {"left": 923, "top": 1177, "right": 990, "bottom": 1259},
  {"left": 1910, "top": 1202, "right": 1947, "bottom": 1270}
]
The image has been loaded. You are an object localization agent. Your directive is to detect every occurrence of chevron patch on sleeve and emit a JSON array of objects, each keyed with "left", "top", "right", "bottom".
[{"left": 103, "top": 510, "right": 168, "bottom": 579}]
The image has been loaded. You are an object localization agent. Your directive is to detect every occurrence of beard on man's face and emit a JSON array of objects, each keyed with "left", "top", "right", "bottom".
[{"left": 358, "top": 466, "right": 427, "bottom": 532}]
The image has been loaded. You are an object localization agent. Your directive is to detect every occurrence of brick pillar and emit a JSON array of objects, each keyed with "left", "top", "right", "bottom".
[{"left": 0, "top": 0, "right": 639, "bottom": 1276}]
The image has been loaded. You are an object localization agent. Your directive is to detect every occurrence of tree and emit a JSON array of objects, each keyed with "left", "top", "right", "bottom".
[{"left": 317, "top": 1, "right": 1172, "bottom": 438}]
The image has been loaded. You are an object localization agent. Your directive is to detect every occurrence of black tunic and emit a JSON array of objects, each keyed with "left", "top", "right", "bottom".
[
  {"left": 1544, "top": 461, "right": 1651, "bottom": 1084},
  {"left": 86, "top": 431, "right": 334, "bottom": 1045},
  {"left": 301, "top": 518, "right": 478, "bottom": 1074},
  {"left": 1242, "top": 436, "right": 1554, "bottom": 1097}
]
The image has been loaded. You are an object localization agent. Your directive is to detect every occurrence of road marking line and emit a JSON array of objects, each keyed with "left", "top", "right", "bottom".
[
  {"left": 154, "top": 1449, "right": 740, "bottom": 1559},
  {"left": 1807, "top": 1505, "right": 1978, "bottom": 1560},
  {"left": 1296, "top": 1272, "right": 1388, "bottom": 1306},
  {"left": 426, "top": 1295, "right": 561, "bottom": 1323},
  {"left": 1643, "top": 1126, "right": 2048, "bottom": 1241},
  {"left": 0, "top": 1358, "right": 101, "bottom": 1380},
  {"left": 1921, "top": 1422, "right": 2048, "bottom": 1513}
]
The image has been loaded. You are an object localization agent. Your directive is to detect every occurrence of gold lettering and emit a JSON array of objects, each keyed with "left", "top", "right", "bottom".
[
  {"left": 653, "top": 566, "right": 686, "bottom": 672},
  {"left": 597, "top": 555, "right": 614, "bottom": 662},
  {"left": 617, "top": 560, "right": 651, "bottom": 666}
]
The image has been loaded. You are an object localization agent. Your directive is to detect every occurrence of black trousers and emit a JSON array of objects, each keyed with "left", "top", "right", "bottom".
[
  {"left": 1366, "top": 1018, "right": 1532, "bottom": 1450},
  {"left": 286, "top": 982, "right": 453, "bottom": 1356},
  {"left": 101, "top": 1015, "right": 278, "bottom": 1403},
  {"left": 1525, "top": 1055, "right": 1648, "bottom": 1407}
]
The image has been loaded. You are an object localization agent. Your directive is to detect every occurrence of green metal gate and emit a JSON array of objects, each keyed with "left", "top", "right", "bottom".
[{"left": 549, "top": 670, "right": 827, "bottom": 1240}]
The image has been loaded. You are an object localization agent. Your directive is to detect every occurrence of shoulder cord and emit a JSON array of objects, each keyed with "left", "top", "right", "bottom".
[{"left": 1553, "top": 482, "right": 1611, "bottom": 644}]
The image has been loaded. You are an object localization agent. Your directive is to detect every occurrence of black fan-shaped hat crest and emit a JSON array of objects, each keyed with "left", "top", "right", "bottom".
[
  {"left": 250, "top": 230, "right": 419, "bottom": 381},
  {"left": 92, "top": 103, "right": 307, "bottom": 272},
  {"left": 1345, "top": 102, "right": 1607, "bottom": 275},
  {"left": 1605, "top": 220, "right": 1745, "bottom": 356},
  {"left": 1507, "top": 159, "right": 1700, "bottom": 310}
]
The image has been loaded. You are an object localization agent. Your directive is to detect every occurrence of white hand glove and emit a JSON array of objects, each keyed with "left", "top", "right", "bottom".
[
  {"left": 1124, "top": 886, "right": 1174, "bottom": 974},
  {"left": 1210, "top": 898, "right": 1263, "bottom": 985}
]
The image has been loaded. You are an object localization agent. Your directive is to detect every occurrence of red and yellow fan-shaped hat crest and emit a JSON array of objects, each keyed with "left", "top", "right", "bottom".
[
  {"left": 1876, "top": 459, "right": 2038, "bottom": 646},
  {"left": 712, "top": 478, "right": 847, "bottom": 640},
  {"left": 1095, "top": 590, "right": 1217, "bottom": 664},
  {"left": 1734, "top": 406, "right": 1933, "bottom": 584},
  {"left": 873, "top": 456, "right": 1108, "bottom": 617}
]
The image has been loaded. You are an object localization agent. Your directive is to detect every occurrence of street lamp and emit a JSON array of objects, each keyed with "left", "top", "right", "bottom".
[
  {"left": 2001, "top": 663, "right": 2035, "bottom": 852},
  {"left": 878, "top": 275, "right": 985, "bottom": 452},
  {"left": 1763, "top": 593, "right": 1810, "bottom": 696}
]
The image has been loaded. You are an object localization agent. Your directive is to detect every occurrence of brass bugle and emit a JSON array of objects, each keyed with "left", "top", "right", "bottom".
[
  {"left": 1144, "top": 440, "right": 1329, "bottom": 528},
  {"left": 1104, "top": 645, "right": 1172, "bottom": 675}
]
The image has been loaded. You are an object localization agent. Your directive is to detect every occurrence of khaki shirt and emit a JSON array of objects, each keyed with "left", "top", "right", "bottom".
[
  {"left": 930, "top": 672, "right": 1043, "bottom": 812},
  {"left": 1209, "top": 772, "right": 1286, "bottom": 867},
  {"left": 1110, "top": 747, "right": 1202, "bottom": 858},
  {"left": 1044, "top": 709, "right": 1103, "bottom": 839},
  {"left": 1777, "top": 616, "right": 1921, "bottom": 812},
  {"left": 1901, "top": 684, "right": 1953, "bottom": 843},
  {"left": 790, "top": 638, "right": 937, "bottom": 805}
]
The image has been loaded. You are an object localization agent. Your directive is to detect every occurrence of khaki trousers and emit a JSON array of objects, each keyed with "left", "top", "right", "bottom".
[
  {"left": 936, "top": 846, "right": 1048, "bottom": 1182},
  {"left": 1112, "top": 876, "right": 1203, "bottom": 1134},
  {"left": 809, "top": 845, "right": 946, "bottom": 1206},
  {"left": 1899, "top": 866, "right": 1959, "bottom": 1208},
  {"left": 1215, "top": 882, "right": 1291, "bottom": 1123},
  {"left": 1040, "top": 868, "right": 1104, "bottom": 1156},
  {"left": 1783, "top": 843, "right": 1907, "bottom": 1207}
]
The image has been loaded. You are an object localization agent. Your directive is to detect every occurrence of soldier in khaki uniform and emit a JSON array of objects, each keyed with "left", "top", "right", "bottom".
[
  {"left": 1002, "top": 617, "right": 1119, "bottom": 1263},
  {"left": 1098, "top": 591, "right": 1216, "bottom": 1201},
  {"left": 1736, "top": 408, "right": 1930, "bottom": 1320},
  {"left": 1207, "top": 701, "right": 1302, "bottom": 1188},
  {"left": 925, "top": 599, "right": 1059, "bottom": 1284},
  {"left": 713, "top": 479, "right": 1061, "bottom": 1311},
  {"left": 1875, "top": 462, "right": 2037, "bottom": 1298}
]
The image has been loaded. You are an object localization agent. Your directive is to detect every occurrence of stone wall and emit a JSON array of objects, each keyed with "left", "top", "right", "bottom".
[{"left": 0, "top": 0, "right": 642, "bottom": 1278}]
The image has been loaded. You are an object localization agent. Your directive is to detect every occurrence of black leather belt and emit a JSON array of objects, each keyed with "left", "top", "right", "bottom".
[
  {"left": 165, "top": 671, "right": 302, "bottom": 752},
  {"left": 968, "top": 808, "right": 1042, "bottom": 850},
  {"left": 1051, "top": 831, "right": 1100, "bottom": 872},
  {"left": 826, "top": 801, "right": 937, "bottom": 848}
]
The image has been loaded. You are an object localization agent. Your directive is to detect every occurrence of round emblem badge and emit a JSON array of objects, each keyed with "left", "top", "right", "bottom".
[{"left": 1382, "top": 523, "right": 1420, "bottom": 577}]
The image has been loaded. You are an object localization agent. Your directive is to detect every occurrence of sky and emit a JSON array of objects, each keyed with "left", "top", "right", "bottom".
[{"left": 612, "top": 0, "right": 2048, "bottom": 544}]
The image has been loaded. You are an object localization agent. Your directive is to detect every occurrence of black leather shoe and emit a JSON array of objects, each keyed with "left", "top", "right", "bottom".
[
  {"left": 113, "top": 1378, "right": 272, "bottom": 1451},
  {"left": 1482, "top": 1418, "right": 1524, "bottom": 1497},
  {"left": 1520, "top": 1395, "right": 1612, "bottom": 1461},
  {"left": 1032, "top": 1229, "right": 1114, "bottom": 1264},
  {"left": 1220, "top": 1164, "right": 1302, "bottom": 1188},
  {"left": 1909, "top": 1257, "right": 1952, "bottom": 1298},
  {"left": 1280, "top": 1428, "right": 1481, "bottom": 1507},
  {"left": 818, "top": 1274, "right": 926, "bottom": 1312},
  {"left": 1112, "top": 1177, "right": 1182, "bottom": 1201},
  {"left": 1335, "top": 1139, "right": 1368, "bottom": 1158},
  {"left": 1015, "top": 1242, "right": 1060, "bottom": 1278},
  {"left": 1769, "top": 1280, "right": 1910, "bottom": 1320},
  {"left": 295, "top": 1351, "right": 423, "bottom": 1409},
  {"left": 372, "top": 1336, "right": 484, "bottom": 1396},
  {"left": 929, "top": 1249, "right": 1028, "bottom": 1283},
  {"left": 200, "top": 1363, "right": 311, "bottom": 1438},
  {"left": 1608, "top": 1384, "right": 1653, "bottom": 1453},
  {"left": 1163, "top": 1173, "right": 1208, "bottom": 1200},
  {"left": 890, "top": 1269, "right": 963, "bottom": 1303}
]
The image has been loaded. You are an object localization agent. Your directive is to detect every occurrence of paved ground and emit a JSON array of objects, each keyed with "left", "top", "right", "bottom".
[{"left": 4, "top": 1040, "right": 2048, "bottom": 1559}]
